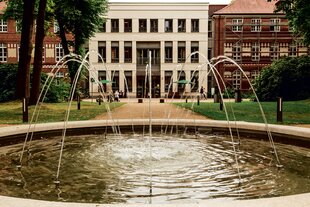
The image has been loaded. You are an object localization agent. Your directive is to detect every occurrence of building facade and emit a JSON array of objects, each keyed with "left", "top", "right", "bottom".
[
  {"left": 0, "top": 2, "right": 66, "bottom": 77},
  {"left": 88, "top": 2, "right": 209, "bottom": 98},
  {"left": 212, "top": 0, "right": 308, "bottom": 91}
]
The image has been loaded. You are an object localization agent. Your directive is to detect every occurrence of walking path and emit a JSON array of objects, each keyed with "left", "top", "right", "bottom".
[{"left": 94, "top": 99, "right": 209, "bottom": 120}]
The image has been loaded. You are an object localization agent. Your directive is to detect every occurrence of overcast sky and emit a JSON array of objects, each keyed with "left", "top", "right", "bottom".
[{"left": 109, "top": 0, "right": 231, "bottom": 4}]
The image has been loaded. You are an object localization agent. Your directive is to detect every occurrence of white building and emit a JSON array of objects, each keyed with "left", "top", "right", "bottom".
[{"left": 88, "top": 1, "right": 209, "bottom": 98}]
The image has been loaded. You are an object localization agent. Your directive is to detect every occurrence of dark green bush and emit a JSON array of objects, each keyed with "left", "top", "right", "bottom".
[
  {"left": 41, "top": 74, "right": 71, "bottom": 103},
  {"left": 0, "top": 64, "right": 18, "bottom": 102},
  {"left": 254, "top": 56, "right": 310, "bottom": 101}
]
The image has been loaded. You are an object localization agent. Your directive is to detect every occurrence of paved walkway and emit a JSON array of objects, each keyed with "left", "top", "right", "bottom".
[{"left": 94, "top": 99, "right": 209, "bottom": 120}]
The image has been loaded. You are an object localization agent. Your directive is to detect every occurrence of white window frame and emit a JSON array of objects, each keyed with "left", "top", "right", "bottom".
[
  {"left": 251, "top": 42, "right": 260, "bottom": 61},
  {"left": 55, "top": 43, "right": 64, "bottom": 62},
  {"left": 232, "top": 19, "right": 243, "bottom": 32},
  {"left": 289, "top": 43, "right": 297, "bottom": 57},
  {"left": 251, "top": 19, "right": 261, "bottom": 32},
  {"left": 54, "top": 21, "right": 60, "bottom": 33},
  {"left": 0, "top": 43, "right": 7, "bottom": 62},
  {"left": 232, "top": 42, "right": 242, "bottom": 61},
  {"left": 0, "top": 19, "right": 8, "bottom": 32},
  {"left": 232, "top": 70, "right": 241, "bottom": 89},
  {"left": 270, "top": 18, "right": 280, "bottom": 32},
  {"left": 55, "top": 72, "right": 64, "bottom": 78},
  {"left": 251, "top": 70, "right": 260, "bottom": 81},
  {"left": 270, "top": 42, "right": 279, "bottom": 60}
]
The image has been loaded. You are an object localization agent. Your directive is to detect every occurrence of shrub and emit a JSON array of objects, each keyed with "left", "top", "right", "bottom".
[
  {"left": 41, "top": 74, "right": 71, "bottom": 103},
  {"left": 0, "top": 64, "right": 18, "bottom": 102}
]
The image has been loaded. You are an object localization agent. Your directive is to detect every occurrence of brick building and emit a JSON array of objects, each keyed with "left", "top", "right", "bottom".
[{"left": 212, "top": 0, "right": 308, "bottom": 91}]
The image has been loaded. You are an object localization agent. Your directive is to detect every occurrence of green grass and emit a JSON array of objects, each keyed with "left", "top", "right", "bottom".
[
  {"left": 0, "top": 101, "right": 124, "bottom": 125},
  {"left": 175, "top": 99, "right": 310, "bottom": 125}
]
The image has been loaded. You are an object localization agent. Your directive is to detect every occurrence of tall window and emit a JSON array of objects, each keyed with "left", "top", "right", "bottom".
[
  {"left": 98, "top": 71, "right": 106, "bottom": 92},
  {"left": 191, "top": 41, "right": 199, "bottom": 63},
  {"left": 165, "top": 71, "right": 173, "bottom": 92},
  {"left": 191, "top": 19, "right": 199, "bottom": 32},
  {"left": 270, "top": 18, "right": 280, "bottom": 32},
  {"left": 124, "top": 41, "right": 132, "bottom": 63},
  {"left": 251, "top": 19, "right": 261, "bottom": 32},
  {"left": 165, "top": 41, "right": 173, "bottom": 63},
  {"left": 191, "top": 71, "right": 199, "bottom": 92},
  {"left": 124, "top": 19, "right": 132, "bottom": 32},
  {"left": 232, "top": 42, "right": 242, "bottom": 61},
  {"left": 139, "top": 19, "right": 147, "bottom": 32},
  {"left": 124, "top": 71, "right": 132, "bottom": 92},
  {"left": 150, "top": 19, "right": 158, "bottom": 32},
  {"left": 54, "top": 21, "right": 60, "bottom": 33},
  {"left": 55, "top": 43, "right": 64, "bottom": 62},
  {"left": 112, "top": 71, "right": 119, "bottom": 92},
  {"left": 0, "top": 19, "right": 8, "bottom": 32},
  {"left": 232, "top": 70, "right": 241, "bottom": 89},
  {"left": 0, "top": 43, "right": 7, "bottom": 62},
  {"left": 208, "top": 20, "right": 212, "bottom": 38},
  {"left": 111, "top": 19, "right": 119, "bottom": 32},
  {"left": 165, "top": 19, "right": 173, "bottom": 32},
  {"left": 251, "top": 70, "right": 260, "bottom": 81},
  {"left": 178, "top": 41, "right": 186, "bottom": 63},
  {"left": 99, "top": 22, "right": 106, "bottom": 32},
  {"left": 177, "top": 71, "right": 186, "bottom": 93},
  {"left": 178, "top": 19, "right": 186, "bottom": 32},
  {"left": 251, "top": 42, "right": 260, "bottom": 61},
  {"left": 232, "top": 19, "right": 242, "bottom": 32},
  {"left": 42, "top": 46, "right": 45, "bottom": 62},
  {"left": 270, "top": 42, "right": 279, "bottom": 60},
  {"left": 98, "top": 41, "right": 106, "bottom": 62},
  {"left": 289, "top": 43, "right": 297, "bottom": 57},
  {"left": 111, "top": 41, "right": 119, "bottom": 63}
]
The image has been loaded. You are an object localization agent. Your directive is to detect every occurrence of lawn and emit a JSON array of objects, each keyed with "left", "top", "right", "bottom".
[
  {"left": 175, "top": 99, "right": 310, "bottom": 125},
  {"left": 0, "top": 101, "right": 124, "bottom": 125}
]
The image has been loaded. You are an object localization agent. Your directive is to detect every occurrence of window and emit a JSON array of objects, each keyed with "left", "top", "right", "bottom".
[
  {"left": 191, "top": 71, "right": 199, "bottom": 92},
  {"left": 178, "top": 19, "right": 186, "bottom": 32},
  {"left": 251, "top": 42, "right": 260, "bottom": 61},
  {"left": 270, "top": 19, "right": 280, "bottom": 32},
  {"left": 55, "top": 43, "right": 64, "bottom": 62},
  {"left": 150, "top": 19, "right": 158, "bottom": 32},
  {"left": 16, "top": 20, "right": 21, "bottom": 33},
  {"left": 164, "top": 71, "right": 173, "bottom": 92},
  {"left": 124, "top": 19, "right": 132, "bottom": 32},
  {"left": 0, "top": 43, "right": 7, "bottom": 62},
  {"left": 208, "top": 20, "right": 212, "bottom": 38},
  {"left": 191, "top": 41, "right": 199, "bottom": 63},
  {"left": 111, "top": 71, "right": 119, "bottom": 92},
  {"left": 54, "top": 21, "right": 60, "bottom": 33},
  {"left": 55, "top": 72, "right": 64, "bottom": 78},
  {"left": 191, "top": 19, "right": 199, "bottom": 32},
  {"left": 124, "top": 71, "right": 132, "bottom": 92},
  {"left": 98, "top": 71, "right": 106, "bottom": 92},
  {"left": 98, "top": 41, "right": 106, "bottom": 62},
  {"left": 289, "top": 43, "right": 297, "bottom": 57},
  {"left": 0, "top": 19, "right": 8, "bottom": 32},
  {"left": 111, "top": 41, "right": 119, "bottom": 63},
  {"left": 270, "top": 42, "right": 279, "bottom": 60},
  {"left": 232, "top": 42, "right": 242, "bottom": 61},
  {"left": 124, "top": 41, "right": 132, "bottom": 63},
  {"left": 208, "top": 48, "right": 212, "bottom": 60},
  {"left": 42, "top": 46, "right": 45, "bottom": 62},
  {"left": 251, "top": 19, "right": 261, "bottom": 32},
  {"left": 111, "top": 19, "right": 119, "bottom": 32},
  {"left": 165, "top": 19, "right": 173, "bottom": 32},
  {"left": 232, "top": 70, "right": 241, "bottom": 89},
  {"left": 99, "top": 22, "right": 106, "bottom": 32},
  {"left": 178, "top": 41, "right": 186, "bottom": 63},
  {"left": 177, "top": 71, "right": 186, "bottom": 93},
  {"left": 165, "top": 41, "right": 173, "bottom": 63},
  {"left": 139, "top": 19, "right": 147, "bottom": 33},
  {"left": 232, "top": 19, "right": 242, "bottom": 32},
  {"left": 251, "top": 70, "right": 260, "bottom": 81}
]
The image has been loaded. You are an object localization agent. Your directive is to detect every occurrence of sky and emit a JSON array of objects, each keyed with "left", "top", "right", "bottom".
[{"left": 109, "top": 0, "right": 232, "bottom": 4}]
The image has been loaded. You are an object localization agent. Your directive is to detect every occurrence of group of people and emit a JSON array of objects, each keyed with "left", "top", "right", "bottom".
[
  {"left": 200, "top": 86, "right": 207, "bottom": 99},
  {"left": 113, "top": 90, "right": 125, "bottom": 102}
]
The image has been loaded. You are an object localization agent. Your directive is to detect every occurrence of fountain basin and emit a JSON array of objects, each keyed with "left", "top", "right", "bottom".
[{"left": 0, "top": 120, "right": 309, "bottom": 207}]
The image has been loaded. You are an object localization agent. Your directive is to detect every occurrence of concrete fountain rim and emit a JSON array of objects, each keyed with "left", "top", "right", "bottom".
[{"left": 0, "top": 119, "right": 310, "bottom": 207}]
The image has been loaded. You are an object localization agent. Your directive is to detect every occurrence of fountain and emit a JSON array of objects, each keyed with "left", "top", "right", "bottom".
[{"left": 0, "top": 52, "right": 309, "bottom": 207}]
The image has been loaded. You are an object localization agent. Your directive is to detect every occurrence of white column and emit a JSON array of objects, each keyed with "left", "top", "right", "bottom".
[
  {"left": 88, "top": 39, "right": 98, "bottom": 64},
  {"left": 173, "top": 41, "right": 178, "bottom": 63},
  {"left": 106, "top": 41, "right": 111, "bottom": 63},
  {"left": 186, "top": 41, "right": 191, "bottom": 63},
  {"left": 119, "top": 41, "right": 124, "bottom": 63}
]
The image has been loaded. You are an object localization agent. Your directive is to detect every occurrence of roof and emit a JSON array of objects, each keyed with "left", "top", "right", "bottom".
[
  {"left": 214, "top": 0, "right": 279, "bottom": 15},
  {"left": 209, "top": 5, "right": 227, "bottom": 16},
  {"left": 0, "top": 2, "right": 6, "bottom": 15}
]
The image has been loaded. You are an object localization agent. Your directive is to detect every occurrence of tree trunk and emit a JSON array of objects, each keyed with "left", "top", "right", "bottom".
[
  {"left": 16, "top": 0, "right": 35, "bottom": 99},
  {"left": 29, "top": 0, "right": 48, "bottom": 105}
]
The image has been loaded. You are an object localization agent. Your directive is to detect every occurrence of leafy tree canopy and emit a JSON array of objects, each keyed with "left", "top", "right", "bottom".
[{"left": 274, "top": 0, "right": 310, "bottom": 45}]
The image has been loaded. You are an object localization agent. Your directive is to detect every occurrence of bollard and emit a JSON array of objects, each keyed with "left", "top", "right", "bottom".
[
  {"left": 77, "top": 95, "right": 81, "bottom": 110},
  {"left": 160, "top": 98, "right": 164, "bottom": 103},
  {"left": 22, "top": 98, "right": 28, "bottom": 123},
  {"left": 197, "top": 95, "right": 200, "bottom": 105},
  {"left": 138, "top": 98, "right": 143, "bottom": 103},
  {"left": 99, "top": 97, "right": 101, "bottom": 105},
  {"left": 277, "top": 97, "right": 283, "bottom": 122},
  {"left": 185, "top": 98, "right": 188, "bottom": 103},
  {"left": 220, "top": 97, "right": 223, "bottom": 111},
  {"left": 235, "top": 89, "right": 242, "bottom": 103}
]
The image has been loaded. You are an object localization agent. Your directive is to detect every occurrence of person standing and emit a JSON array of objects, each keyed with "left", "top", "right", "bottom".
[{"left": 114, "top": 90, "right": 119, "bottom": 102}]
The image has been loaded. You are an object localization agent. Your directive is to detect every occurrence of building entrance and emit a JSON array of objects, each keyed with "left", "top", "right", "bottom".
[{"left": 137, "top": 75, "right": 160, "bottom": 98}]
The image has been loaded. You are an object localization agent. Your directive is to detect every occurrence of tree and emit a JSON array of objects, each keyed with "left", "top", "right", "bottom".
[
  {"left": 54, "top": 0, "right": 108, "bottom": 84},
  {"left": 273, "top": 0, "right": 310, "bottom": 45},
  {"left": 254, "top": 56, "right": 310, "bottom": 101}
]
